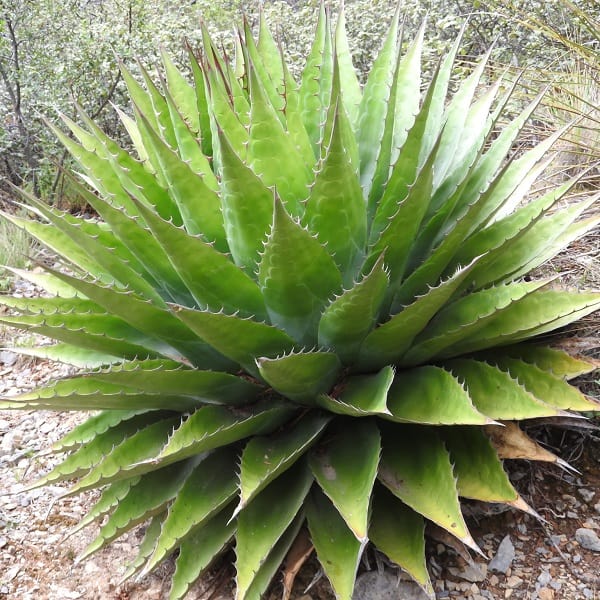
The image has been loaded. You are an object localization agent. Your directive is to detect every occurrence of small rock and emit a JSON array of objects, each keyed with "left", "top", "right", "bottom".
[
  {"left": 39, "top": 421, "right": 56, "bottom": 434},
  {"left": 594, "top": 502, "right": 600, "bottom": 514},
  {"left": 575, "top": 528, "right": 600, "bottom": 552},
  {"left": 538, "top": 588, "right": 555, "bottom": 600},
  {"left": 578, "top": 488, "right": 596, "bottom": 503},
  {"left": 448, "top": 563, "right": 487, "bottom": 583},
  {"left": 506, "top": 576, "right": 523, "bottom": 588},
  {"left": 0, "top": 419, "right": 10, "bottom": 432},
  {"left": 489, "top": 575, "right": 499, "bottom": 586},
  {"left": 0, "top": 351, "right": 17, "bottom": 366},
  {"left": 353, "top": 571, "right": 429, "bottom": 600},
  {"left": 567, "top": 511, "right": 578, "bottom": 519},
  {"left": 0, "top": 537, "right": 7, "bottom": 549},
  {"left": 537, "top": 570, "right": 552, "bottom": 587},
  {"left": 583, "top": 588, "right": 594, "bottom": 599},
  {"left": 489, "top": 535, "right": 515, "bottom": 574}
]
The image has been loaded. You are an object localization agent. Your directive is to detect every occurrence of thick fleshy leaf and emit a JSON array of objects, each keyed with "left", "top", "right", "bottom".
[
  {"left": 357, "top": 8, "right": 399, "bottom": 200},
  {"left": 246, "top": 61, "right": 312, "bottom": 216},
  {"left": 256, "top": 351, "right": 341, "bottom": 403},
  {"left": 385, "top": 366, "right": 491, "bottom": 425},
  {"left": 79, "top": 457, "right": 201, "bottom": 560},
  {"left": 318, "top": 255, "right": 389, "bottom": 364},
  {"left": 120, "top": 513, "right": 166, "bottom": 583},
  {"left": 358, "top": 258, "right": 479, "bottom": 370},
  {"left": 482, "top": 356, "right": 600, "bottom": 411},
  {"left": 237, "top": 413, "right": 330, "bottom": 516},
  {"left": 370, "top": 487, "right": 431, "bottom": 597},
  {"left": 484, "top": 344, "right": 600, "bottom": 380},
  {"left": 305, "top": 487, "right": 364, "bottom": 600},
  {"left": 309, "top": 419, "right": 380, "bottom": 541},
  {"left": 445, "top": 359, "right": 564, "bottom": 419},
  {"left": 218, "top": 129, "right": 274, "bottom": 275},
  {"left": 303, "top": 101, "right": 367, "bottom": 284},
  {"left": 299, "top": 2, "right": 332, "bottom": 152},
  {"left": 149, "top": 403, "right": 294, "bottom": 468},
  {"left": 170, "top": 504, "right": 236, "bottom": 600},
  {"left": 142, "top": 449, "right": 238, "bottom": 575},
  {"left": 130, "top": 196, "right": 267, "bottom": 320},
  {"left": 379, "top": 426, "right": 478, "bottom": 551},
  {"left": 235, "top": 462, "right": 313, "bottom": 600},
  {"left": 317, "top": 366, "right": 394, "bottom": 417},
  {"left": 258, "top": 199, "right": 343, "bottom": 345},
  {"left": 173, "top": 306, "right": 295, "bottom": 375},
  {"left": 66, "top": 417, "right": 182, "bottom": 495},
  {"left": 442, "top": 427, "right": 518, "bottom": 503}
]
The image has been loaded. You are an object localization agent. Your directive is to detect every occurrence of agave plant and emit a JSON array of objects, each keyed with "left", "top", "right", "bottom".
[{"left": 1, "top": 6, "right": 599, "bottom": 600}]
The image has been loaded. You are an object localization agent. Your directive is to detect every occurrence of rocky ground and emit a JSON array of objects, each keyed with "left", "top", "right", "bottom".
[{"left": 1, "top": 261, "right": 599, "bottom": 600}]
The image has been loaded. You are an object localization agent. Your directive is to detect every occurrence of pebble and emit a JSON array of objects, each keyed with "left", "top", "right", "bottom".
[
  {"left": 578, "top": 488, "right": 596, "bottom": 503},
  {"left": 489, "top": 535, "right": 515, "bottom": 574},
  {"left": 538, "top": 587, "right": 554, "bottom": 600},
  {"left": 575, "top": 528, "right": 600, "bottom": 552},
  {"left": 0, "top": 351, "right": 18, "bottom": 366}
]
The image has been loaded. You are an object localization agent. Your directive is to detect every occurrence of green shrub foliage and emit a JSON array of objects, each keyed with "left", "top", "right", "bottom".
[{"left": 1, "top": 6, "right": 599, "bottom": 600}]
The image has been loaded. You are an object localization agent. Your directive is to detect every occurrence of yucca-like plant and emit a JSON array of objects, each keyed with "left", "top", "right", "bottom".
[{"left": 1, "top": 6, "right": 600, "bottom": 600}]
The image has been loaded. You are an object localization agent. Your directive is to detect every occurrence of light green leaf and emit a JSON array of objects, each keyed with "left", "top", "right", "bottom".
[
  {"left": 309, "top": 419, "right": 380, "bottom": 541},
  {"left": 170, "top": 504, "right": 236, "bottom": 600},
  {"left": 143, "top": 448, "right": 239, "bottom": 574},
  {"left": 235, "top": 461, "right": 313, "bottom": 600},
  {"left": 305, "top": 487, "right": 364, "bottom": 600},
  {"left": 444, "top": 359, "right": 564, "bottom": 419},
  {"left": 442, "top": 427, "right": 518, "bottom": 503},
  {"left": 256, "top": 351, "right": 341, "bottom": 403},
  {"left": 151, "top": 403, "right": 294, "bottom": 468},
  {"left": 303, "top": 100, "right": 367, "bottom": 285},
  {"left": 258, "top": 199, "right": 343, "bottom": 345},
  {"left": 370, "top": 487, "right": 432, "bottom": 597},
  {"left": 237, "top": 413, "right": 330, "bottom": 516},
  {"left": 173, "top": 306, "right": 295, "bottom": 375},
  {"left": 379, "top": 426, "right": 478, "bottom": 551},
  {"left": 386, "top": 366, "right": 492, "bottom": 425},
  {"left": 318, "top": 255, "right": 389, "bottom": 364}
]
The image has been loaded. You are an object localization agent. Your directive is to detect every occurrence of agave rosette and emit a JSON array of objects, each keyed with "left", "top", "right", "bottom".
[{"left": 1, "top": 6, "right": 599, "bottom": 600}]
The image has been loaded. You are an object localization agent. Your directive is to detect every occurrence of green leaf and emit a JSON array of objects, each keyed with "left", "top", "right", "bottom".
[
  {"left": 483, "top": 344, "right": 600, "bottom": 380},
  {"left": 357, "top": 8, "right": 399, "bottom": 200},
  {"left": 379, "top": 425, "right": 478, "bottom": 551},
  {"left": 66, "top": 416, "right": 182, "bottom": 495},
  {"left": 130, "top": 195, "right": 267, "bottom": 321},
  {"left": 243, "top": 513, "right": 305, "bottom": 600},
  {"left": 218, "top": 129, "right": 274, "bottom": 275},
  {"left": 150, "top": 403, "right": 294, "bottom": 468},
  {"left": 237, "top": 412, "right": 330, "bottom": 516},
  {"left": 300, "top": 2, "right": 333, "bottom": 152},
  {"left": 121, "top": 513, "right": 166, "bottom": 583},
  {"left": 317, "top": 366, "right": 394, "bottom": 417},
  {"left": 303, "top": 100, "right": 367, "bottom": 285},
  {"left": 79, "top": 458, "right": 201, "bottom": 560},
  {"left": 370, "top": 486, "right": 431, "bottom": 597},
  {"left": 246, "top": 61, "right": 312, "bottom": 217},
  {"left": 334, "top": 3, "right": 361, "bottom": 129},
  {"left": 258, "top": 199, "right": 343, "bottom": 345},
  {"left": 256, "top": 351, "right": 341, "bottom": 403},
  {"left": 131, "top": 106, "right": 227, "bottom": 250},
  {"left": 8, "top": 344, "right": 123, "bottom": 369},
  {"left": 90, "top": 362, "right": 261, "bottom": 406},
  {"left": 482, "top": 356, "right": 600, "bottom": 412},
  {"left": 44, "top": 268, "right": 234, "bottom": 369},
  {"left": 257, "top": 10, "right": 284, "bottom": 94},
  {"left": 170, "top": 504, "right": 236, "bottom": 600},
  {"left": 235, "top": 461, "right": 313, "bottom": 600},
  {"left": 187, "top": 45, "right": 213, "bottom": 157},
  {"left": 173, "top": 306, "right": 295, "bottom": 375},
  {"left": 358, "top": 258, "right": 479, "bottom": 370},
  {"left": 444, "top": 359, "right": 564, "bottom": 419},
  {"left": 143, "top": 448, "right": 239, "bottom": 574},
  {"left": 305, "top": 487, "right": 364, "bottom": 600},
  {"left": 385, "top": 366, "right": 492, "bottom": 425},
  {"left": 442, "top": 427, "right": 518, "bottom": 503},
  {"left": 403, "top": 279, "right": 554, "bottom": 364},
  {"left": 309, "top": 419, "right": 380, "bottom": 541},
  {"left": 318, "top": 255, "right": 389, "bottom": 364},
  {"left": 31, "top": 412, "right": 165, "bottom": 488}
]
